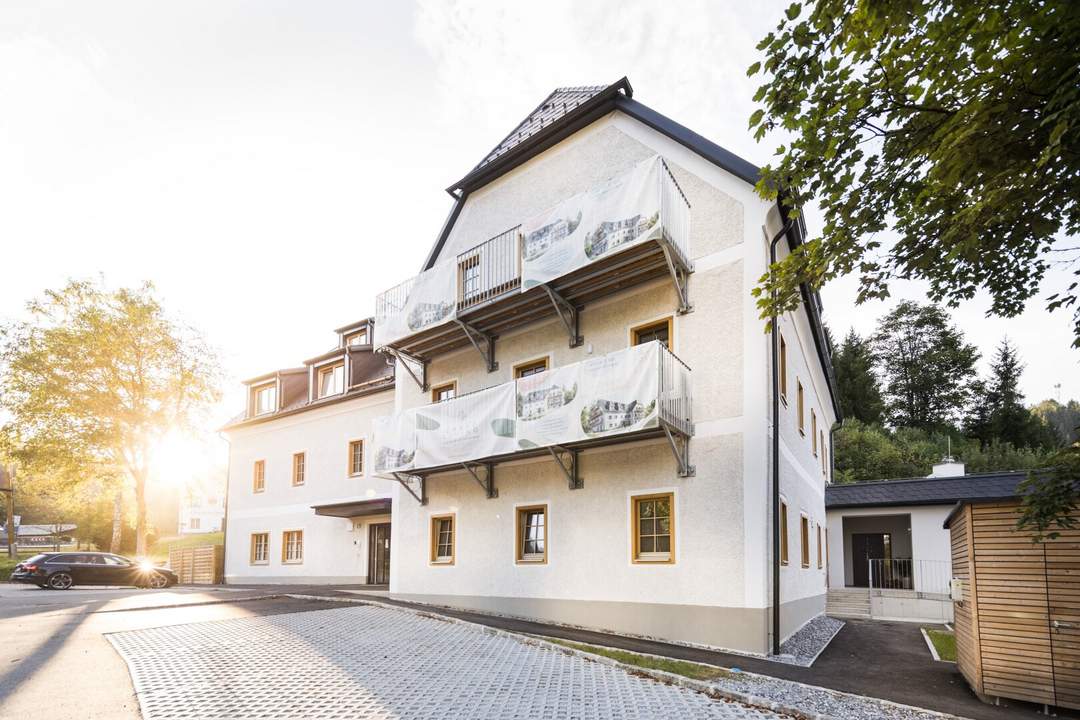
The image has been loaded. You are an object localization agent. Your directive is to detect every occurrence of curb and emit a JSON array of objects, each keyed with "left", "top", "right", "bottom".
[{"left": 284, "top": 594, "right": 973, "bottom": 720}]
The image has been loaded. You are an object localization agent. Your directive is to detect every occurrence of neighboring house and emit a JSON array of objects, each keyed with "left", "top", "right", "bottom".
[
  {"left": 222, "top": 319, "right": 397, "bottom": 584},
  {"left": 178, "top": 492, "right": 225, "bottom": 534},
  {"left": 1, "top": 523, "right": 77, "bottom": 547},
  {"left": 369, "top": 77, "right": 839, "bottom": 655},
  {"left": 824, "top": 461, "right": 1031, "bottom": 623}
]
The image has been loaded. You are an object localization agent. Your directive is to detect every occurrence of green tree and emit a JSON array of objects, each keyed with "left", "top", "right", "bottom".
[
  {"left": 748, "top": 0, "right": 1080, "bottom": 346},
  {"left": 832, "top": 328, "right": 884, "bottom": 424},
  {"left": 984, "top": 339, "right": 1058, "bottom": 449},
  {"left": 0, "top": 280, "right": 221, "bottom": 556},
  {"left": 1032, "top": 398, "right": 1080, "bottom": 445},
  {"left": 870, "top": 302, "right": 979, "bottom": 430}
]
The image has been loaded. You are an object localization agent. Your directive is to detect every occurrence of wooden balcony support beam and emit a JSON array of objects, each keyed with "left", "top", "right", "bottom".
[
  {"left": 548, "top": 446, "right": 583, "bottom": 490},
  {"left": 461, "top": 462, "right": 497, "bottom": 499},
  {"left": 381, "top": 347, "right": 428, "bottom": 392},
  {"left": 454, "top": 319, "right": 498, "bottom": 373},
  {"left": 658, "top": 237, "right": 693, "bottom": 315},
  {"left": 661, "top": 423, "right": 695, "bottom": 477},
  {"left": 541, "top": 284, "right": 583, "bottom": 348},
  {"left": 391, "top": 472, "right": 427, "bottom": 505}
]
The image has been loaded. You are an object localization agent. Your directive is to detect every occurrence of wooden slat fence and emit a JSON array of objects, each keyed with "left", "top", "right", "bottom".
[{"left": 169, "top": 545, "right": 224, "bottom": 585}]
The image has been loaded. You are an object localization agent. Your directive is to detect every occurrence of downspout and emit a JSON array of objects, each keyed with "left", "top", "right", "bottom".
[
  {"left": 768, "top": 219, "right": 793, "bottom": 656},
  {"left": 218, "top": 431, "right": 231, "bottom": 585}
]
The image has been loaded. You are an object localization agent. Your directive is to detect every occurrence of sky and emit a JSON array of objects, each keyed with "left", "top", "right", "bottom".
[{"left": 2, "top": 1, "right": 1078, "bottom": 488}]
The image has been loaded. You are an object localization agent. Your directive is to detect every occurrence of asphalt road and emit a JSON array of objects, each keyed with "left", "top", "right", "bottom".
[{"left": 0, "top": 583, "right": 348, "bottom": 720}]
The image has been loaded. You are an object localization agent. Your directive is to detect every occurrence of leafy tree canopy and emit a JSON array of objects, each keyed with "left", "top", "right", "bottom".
[{"left": 749, "top": 0, "right": 1080, "bottom": 345}]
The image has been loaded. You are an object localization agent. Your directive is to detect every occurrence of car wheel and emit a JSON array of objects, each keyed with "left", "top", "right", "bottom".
[
  {"left": 148, "top": 573, "right": 169, "bottom": 589},
  {"left": 47, "top": 573, "right": 73, "bottom": 590}
]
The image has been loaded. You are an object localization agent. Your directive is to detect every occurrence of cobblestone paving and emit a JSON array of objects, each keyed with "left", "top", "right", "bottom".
[{"left": 108, "top": 604, "right": 785, "bottom": 720}]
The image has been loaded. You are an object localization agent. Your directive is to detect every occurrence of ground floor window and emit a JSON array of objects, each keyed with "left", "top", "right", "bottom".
[
  {"left": 430, "top": 515, "right": 455, "bottom": 565},
  {"left": 516, "top": 505, "right": 547, "bottom": 563},
  {"left": 250, "top": 532, "right": 269, "bottom": 565},
  {"left": 780, "top": 500, "right": 789, "bottom": 565},
  {"left": 800, "top": 515, "right": 811, "bottom": 568},
  {"left": 282, "top": 530, "right": 303, "bottom": 564},
  {"left": 632, "top": 493, "right": 674, "bottom": 563}
]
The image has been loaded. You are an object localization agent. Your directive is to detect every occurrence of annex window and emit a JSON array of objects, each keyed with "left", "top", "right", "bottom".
[
  {"left": 348, "top": 440, "right": 364, "bottom": 477},
  {"left": 800, "top": 515, "right": 810, "bottom": 568},
  {"left": 253, "top": 460, "right": 265, "bottom": 493},
  {"left": 190, "top": 517, "right": 201, "bottom": 530},
  {"left": 796, "top": 380, "right": 805, "bottom": 435},
  {"left": 514, "top": 357, "right": 548, "bottom": 379},
  {"left": 430, "top": 515, "right": 455, "bottom": 565},
  {"left": 253, "top": 383, "right": 277, "bottom": 416},
  {"left": 317, "top": 362, "right": 345, "bottom": 398},
  {"left": 780, "top": 500, "right": 789, "bottom": 566},
  {"left": 631, "top": 318, "right": 672, "bottom": 349},
  {"left": 811, "top": 410, "right": 818, "bottom": 456},
  {"left": 345, "top": 329, "right": 368, "bottom": 346},
  {"left": 292, "top": 452, "right": 306, "bottom": 486},
  {"left": 431, "top": 382, "right": 457, "bottom": 403},
  {"left": 516, "top": 505, "right": 547, "bottom": 563},
  {"left": 817, "top": 524, "right": 823, "bottom": 569},
  {"left": 282, "top": 530, "right": 303, "bottom": 564},
  {"left": 779, "top": 335, "right": 788, "bottom": 403},
  {"left": 632, "top": 493, "right": 674, "bottom": 563},
  {"left": 250, "top": 533, "right": 269, "bottom": 565}
]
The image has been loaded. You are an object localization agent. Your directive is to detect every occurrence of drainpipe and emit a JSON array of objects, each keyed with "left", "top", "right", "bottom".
[
  {"left": 218, "top": 431, "right": 231, "bottom": 585},
  {"left": 768, "top": 219, "right": 793, "bottom": 656}
]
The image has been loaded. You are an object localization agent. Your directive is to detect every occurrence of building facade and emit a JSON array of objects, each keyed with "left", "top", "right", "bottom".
[
  {"left": 178, "top": 492, "right": 225, "bottom": 535},
  {"left": 222, "top": 319, "right": 397, "bottom": 584},
  {"left": 369, "top": 78, "right": 839, "bottom": 655}
]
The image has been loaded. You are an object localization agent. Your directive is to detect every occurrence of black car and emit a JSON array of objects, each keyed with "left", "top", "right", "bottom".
[{"left": 9, "top": 552, "right": 178, "bottom": 590}]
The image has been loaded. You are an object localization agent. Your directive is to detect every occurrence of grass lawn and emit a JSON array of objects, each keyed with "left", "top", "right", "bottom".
[
  {"left": 0, "top": 550, "right": 51, "bottom": 578},
  {"left": 148, "top": 531, "right": 223, "bottom": 562},
  {"left": 924, "top": 628, "right": 957, "bottom": 662},
  {"left": 544, "top": 638, "right": 738, "bottom": 682}
]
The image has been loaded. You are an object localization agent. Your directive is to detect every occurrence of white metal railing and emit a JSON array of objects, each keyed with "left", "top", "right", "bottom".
[
  {"left": 457, "top": 226, "right": 521, "bottom": 310},
  {"left": 658, "top": 342, "right": 693, "bottom": 436},
  {"left": 868, "top": 558, "right": 952, "bottom": 596},
  {"left": 373, "top": 157, "right": 692, "bottom": 348}
]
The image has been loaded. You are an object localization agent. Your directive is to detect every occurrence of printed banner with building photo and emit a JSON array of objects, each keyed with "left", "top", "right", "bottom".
[
  {"left": 413, "top": 382, "right": 518, "bottom": 468},
  {"left": 374, "top": 260, "right": 458, "bottom": 347},
  {"left": 515, "top": 364, "right": 583, "bottom": 449},
  {"left": 520, "top": 155, "right": 664, "bottom": 290},
  {"left": 373, "top": 411, "right": 418, "bottom": 474}
]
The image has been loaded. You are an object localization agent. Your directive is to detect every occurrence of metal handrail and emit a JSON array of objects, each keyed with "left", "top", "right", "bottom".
[{"left": 867, "top": 557, "right": 952, "bottom": 596}]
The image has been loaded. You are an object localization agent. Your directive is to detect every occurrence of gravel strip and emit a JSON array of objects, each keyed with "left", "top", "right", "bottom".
[{"left": 774, "top": 615, "right": 846, "bottom": 667}]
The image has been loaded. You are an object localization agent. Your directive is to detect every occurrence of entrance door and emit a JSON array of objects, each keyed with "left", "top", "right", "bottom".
[
  {"left": 851, "top": 533, "right": 888, "bottom": 587},
  {"left": 1048, "top": 527, "right": 1080, "bottom": 708},
  {"left": 367, "top": 523, "right": 391, "bottom": 585}
]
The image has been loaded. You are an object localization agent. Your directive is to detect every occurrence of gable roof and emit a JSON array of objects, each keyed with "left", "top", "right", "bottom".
[{"left": 825, "top": 470, "right": 1037, "bottom": 510}]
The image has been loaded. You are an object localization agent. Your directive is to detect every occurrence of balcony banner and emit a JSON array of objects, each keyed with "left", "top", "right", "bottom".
[
  {"left": 414, "top": 382, "right": 518, "bottom": 467},
  {"left": 516, "top": 342, "right": 659, "bottom": 449},
  {"left": 373, "top": 410, "right": 418, "bottom": 474},
  {"left": 520, "top": 155, "right": 663, "bottom": 291},
  {"left": 374, "top": 260, "right": 458, "bottom": 347}
]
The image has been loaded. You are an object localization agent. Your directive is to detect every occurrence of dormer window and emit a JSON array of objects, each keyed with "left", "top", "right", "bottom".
[
  {"left": 317, "top": 362, "right": 345, "bottom": 398},
  {"left": 253, "top": 383, "right": 277, "bottom": 416},
  {"left": 345, "top": 328, "right": 368, "bottom": 346}
]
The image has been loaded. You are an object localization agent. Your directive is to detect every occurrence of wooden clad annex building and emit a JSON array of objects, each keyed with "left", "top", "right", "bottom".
[{"left": 946, "top": 493, "right": 1080, "bottom": 711}]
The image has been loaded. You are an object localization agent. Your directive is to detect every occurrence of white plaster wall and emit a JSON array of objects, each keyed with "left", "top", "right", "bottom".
[{"left": 224, "top": 390, "right": 396, "bottom": 582}]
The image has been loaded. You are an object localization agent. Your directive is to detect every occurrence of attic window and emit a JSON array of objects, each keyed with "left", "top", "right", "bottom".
[
  {"left": 317, "top": 362, "right": 345, "bottom": 398},
  {"left": 345, "top": 329, "right": 368, "bottom": 346},
  {"left": 253, "top": 383, "right": 276, "bottom": 416}
]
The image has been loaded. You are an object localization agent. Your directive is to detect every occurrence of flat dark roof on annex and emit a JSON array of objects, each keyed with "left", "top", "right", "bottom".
[{"left": 825, "top": 470, "right": 1040, "bottom": 510}]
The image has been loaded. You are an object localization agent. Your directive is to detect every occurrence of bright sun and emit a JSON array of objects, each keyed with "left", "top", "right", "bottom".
[{"left": 150, "top": 431, "right": 206, "bottom": 490}]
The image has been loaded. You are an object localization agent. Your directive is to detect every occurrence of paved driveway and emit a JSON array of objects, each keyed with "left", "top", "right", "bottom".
[{"left": 107, "top": 603, "right": 782, "bottom": 720}]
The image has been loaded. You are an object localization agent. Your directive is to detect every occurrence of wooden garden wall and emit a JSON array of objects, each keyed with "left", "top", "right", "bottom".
[
  {"left": 950, "top": 501, "right": 1080, "bottom": 710},
  {"left": 169, "top": 545, "right": 224, "bottom": 585}
]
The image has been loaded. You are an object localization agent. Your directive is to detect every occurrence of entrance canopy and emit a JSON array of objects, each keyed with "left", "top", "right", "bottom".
[{"left": 312, "top": 498, "right": 392, "bottom": 518}]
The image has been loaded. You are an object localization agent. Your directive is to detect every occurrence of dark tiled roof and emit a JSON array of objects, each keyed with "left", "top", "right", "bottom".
[
  {"left": 825, "top": 470, "right": 1039, "bottom": 509},
  {"left": 471, "top": 84, "right": 610, "bottom": 174}
]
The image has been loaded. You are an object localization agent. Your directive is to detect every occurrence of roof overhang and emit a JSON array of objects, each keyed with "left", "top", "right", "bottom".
[{"left": 312, "top": 498, "right": 392, "bottom": 519}]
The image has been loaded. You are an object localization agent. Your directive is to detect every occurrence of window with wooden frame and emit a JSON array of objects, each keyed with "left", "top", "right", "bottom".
[
  {"left": 253, "top": 460, "right": 265, "bottom": 493},
  {"left": 780, "top": 500, "right": 789, "bottom": 565},
  {"left": 282, "top": 530, "right": 303, "bottom": 564},
  {"left": 190, "top": 517, "right": 201, "bottom": 530},
  {"left": 431, "top": 381, "right": 457, "bottom": 403},
  {"left": 459, "top": 255, "right": 481, "bottom": 304},
  {"left": 516, "top": 505, "right": 547, "bottom": 563},
  {"left": 796, "top": 380, "right": 805, "bottom": 435},
  {"left": 825, "top": 528, "right": 829, "bottom": 568},
  {"left": 812, "top": 410, "right": 818, "bottom": 456},
  {"left": 817, "top": 524, "right": 823, "bottom": 569},
  {"left": 348, "top": 440, "right": 364, "bottom": 477},
  {"left": 800, "top": 515, "right": 810, "bottom": 568},
  {"left": 250, "top": 532, "right": 269, "bottom": 565},
  {"left": 779, "top": 335, "right": 788, "bottom": 404},
  {"left": 632, "top": 492, "right": 674, "bottom": 563},
  {"left": 317, "top": 362, "right": 345, "bottom": 398},
  {"left": 253, "top": 383, "right": 276, "bottom": 416},
  {"left": 430, "top": 514, "right": 455, "bottom": 565},
  {"left": 631, "top": 318, "right": 672, "bottom": 349},
  {"left": 345, "top": 329, "right": 368, "bottom": 346},
  {"left": 292, "top": 452, "right": 305, "bottom": 486},
  {"left": 514, "top": 357, "right": 548, "bottom": 379},
  {"left": 821, "top": 431, "right": 827, "bottom": 474}
]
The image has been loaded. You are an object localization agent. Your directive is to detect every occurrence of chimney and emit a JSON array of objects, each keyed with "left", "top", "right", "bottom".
[{"left": 929, "top": 456, "right": 966, "bottom": 478}]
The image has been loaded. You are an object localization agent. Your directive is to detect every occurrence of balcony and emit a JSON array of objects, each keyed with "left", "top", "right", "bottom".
[
  {"left": 373, "top": 341, "right": 693, "bottom": 504},
  {"left": 374, "top": 156, "right": 692, "bottom": 388}
]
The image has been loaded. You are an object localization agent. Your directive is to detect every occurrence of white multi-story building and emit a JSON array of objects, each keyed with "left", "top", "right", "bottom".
[
  {"left": 178, "top": 492, "right": 224, "bottom": 535},
  {"left": 224, "top": 78, "right": 839, "bottom": 655}
]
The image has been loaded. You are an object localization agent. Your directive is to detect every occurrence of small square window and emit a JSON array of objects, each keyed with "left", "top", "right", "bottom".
[
  {"left": 514, "top": 358, "right": 548, "bottom": 379},
  {"left": 253, "top": 383, "right": 277, "bottom": 416},
  {"left": 348, "top": 440, "right": 364, "bottom": 477},
  {"left": 632, "top": 493, "right": 674, "bottom": 563},
  {"left": 430, "top": 515, "right": 455, "bottom": 565},
  {"left": 318, "top": 362, "right": 345, "bottom": 398},
  {"left": 516, "top": 505, "right": 547, "bottom": 563},
  {"left": 431, "top": 382, "right": 457, "bottom": 403},
  {"left": 345, "top": 329, "right": 368, "bottom": 346},
  {"left": 631, "top": 318, "right": 672, "bottom": 349}
]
